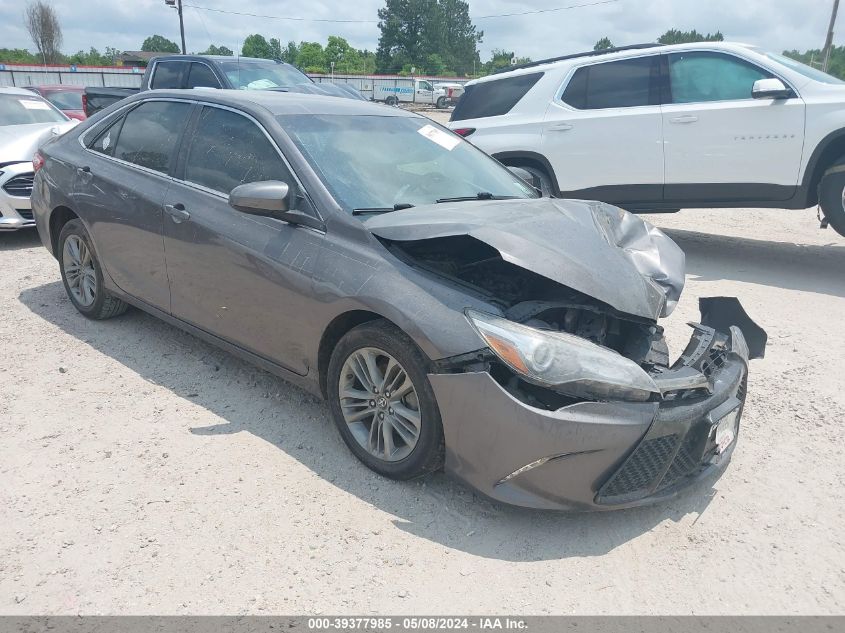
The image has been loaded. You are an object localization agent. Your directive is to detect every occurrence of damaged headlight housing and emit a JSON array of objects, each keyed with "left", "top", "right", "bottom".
[{"left": 466, "top": 310, "right": 659, "bottom": 402}]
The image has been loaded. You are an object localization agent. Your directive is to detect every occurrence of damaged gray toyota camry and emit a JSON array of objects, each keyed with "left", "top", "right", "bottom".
[{"left": 31, "top": 90, "right": 767, "bottom": 510}]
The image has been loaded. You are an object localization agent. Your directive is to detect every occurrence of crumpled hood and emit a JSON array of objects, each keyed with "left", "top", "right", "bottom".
[
  {"left": 0, "top": 120, "right": 78, "bottom": 163},
  {"left": 365, "top": 197, "right": 685, "bottom": 320}
]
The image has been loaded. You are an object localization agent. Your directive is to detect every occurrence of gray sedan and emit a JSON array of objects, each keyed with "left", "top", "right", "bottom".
[{"left": 30, "top": 90, "right": 766, "bottom": 510}]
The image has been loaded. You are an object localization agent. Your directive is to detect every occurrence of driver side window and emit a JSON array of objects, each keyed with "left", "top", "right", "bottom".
[
  {"left": 183, "top": 106, "right": 292, "bottom": 195},
  {"left": 669, "top": 51, "right": 773, "bottom": 104}
]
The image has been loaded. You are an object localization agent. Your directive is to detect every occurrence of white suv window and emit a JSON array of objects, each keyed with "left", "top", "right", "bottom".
[
  {"left": 668, "top": 51, "right": 773, "bottom": 103},
  {"left": 561, "top": 56, "right": 659, "bottom": 110}
]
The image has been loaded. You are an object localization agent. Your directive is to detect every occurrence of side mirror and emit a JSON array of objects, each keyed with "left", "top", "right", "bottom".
[
  {"left": 507, "top": 166, "right": 541, "bottom": 192},
  {"left": 752, "top": 78, "right": 792, "bottom": 100},
  {"left": 229, "top": 180, "right": 324, "bottom": 231},
  {"left": 229, "top": 180, "right": 291, "bottom": 217}
]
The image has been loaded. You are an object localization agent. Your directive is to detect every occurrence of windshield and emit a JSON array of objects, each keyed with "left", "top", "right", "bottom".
[
  {"left": 219, "top": 60, "right": 312, "bottom": 90},
  {"left": 0, "top": 93, "right": 68, "bottom": 126},
  {"left": 761, "top": 50, "right": 845, "bottom": 85},
  {"left": 44, "top": 90, "right": 83, "bottom": 110},
  {"left": 278, "top": 114, "right": 538, "bottom": 211}
]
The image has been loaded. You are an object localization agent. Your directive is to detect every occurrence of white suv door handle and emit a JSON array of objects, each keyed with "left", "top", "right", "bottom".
[
  {"left": 549, "top": 123, "right": 573, "bottom": 132},
  {"left": 670, "top": 115, "right": 699, "bottom": 124}
]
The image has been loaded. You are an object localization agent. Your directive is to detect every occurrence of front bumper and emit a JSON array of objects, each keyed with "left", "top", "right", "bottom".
[
  {"left": 0, "top": 162, "right": 36, "bottom": 231},
  {"left": 429, "top": 300, "right": 762, "bottom": 511}
]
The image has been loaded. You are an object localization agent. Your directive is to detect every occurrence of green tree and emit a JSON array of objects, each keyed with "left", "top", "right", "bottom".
[
  {"left": 480, "top": 49, "right": 530, "bottom": 75},
  {"left": 325, "top": 35, "right": 361, "bottom": 74},
  {"left": 657, "top": 29, "right": 724, "bottom": 45},
  {"left": 242, "top": 34, "right": 274, "bottom": 59},
  {"left": 270, "top": 38, "right": 283, "bottom": 60},
  {"left": 200, "top": 44, "right": 233, "bottom": 56},
  {"left": 282, "top": 41, "right": 299, "bottom": 65},
  {"left": 0, "top": 48, "right": 40, "bottom": 64},
  {"left": 67, "top": 47, "right": 119, "bottom": 65},
  {"left": 296, "top": 41, "right": 326, "bottom": 73},
  {"left": 141, "top": 34, "right": 180, "bottom": 53},
  {"left": 376, "top": 0, "right": 481, "bottom": 76},
  {"left": 594, "top": 37, "right": 614, "bottom": 51}
]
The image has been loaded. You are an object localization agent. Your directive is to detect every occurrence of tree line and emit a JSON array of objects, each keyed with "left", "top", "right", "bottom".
[{"left": 6, "top": 3, "right": 845, "bottom": 81}]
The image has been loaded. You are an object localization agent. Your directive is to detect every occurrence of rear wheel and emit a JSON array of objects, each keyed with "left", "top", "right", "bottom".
[
  {"left": 385, "top": 96, "right": 399, "bottom": 107},
  {"left": 436, "top": 96, "right": 447, "bottom": 109},
  {"left": 518, "top": 165, "right": 555, "bottom": 197},
  {"left": 327, "top": 320, "right": 444, "bottom": 480},
  {"left": 58, "top": 219, "right": 128, "bottom": 319},
  {"left": 818, "top": 168, "right": 845, "bottom": 236}
]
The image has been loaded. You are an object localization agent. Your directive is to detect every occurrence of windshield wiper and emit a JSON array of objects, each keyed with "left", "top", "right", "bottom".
[
  {"left": 352, "top": 203, "right": 415, "bottom": 216},
  {"left": 436, "top": 192, "right": 519, "bottom": 203}
]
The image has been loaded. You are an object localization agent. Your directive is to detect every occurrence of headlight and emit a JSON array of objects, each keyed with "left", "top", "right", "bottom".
[{"left": 466, "top": 310, "right": 659, "bottom": 402}]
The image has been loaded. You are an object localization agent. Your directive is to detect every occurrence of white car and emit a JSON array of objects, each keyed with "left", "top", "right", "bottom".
[
  {"left": 0, "top": 86, "right": 77, "bottom": 231},
  {"left": 449, "top": 42, "right": 845, "bottom": 237}
]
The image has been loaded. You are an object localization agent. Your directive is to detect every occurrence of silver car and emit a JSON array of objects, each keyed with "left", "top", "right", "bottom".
[
  {"left": 0, "top": 86, "right": 77, "bottom": 231},
  {"left": 31, "top": 90, "right": 766, "bottom": 510}
]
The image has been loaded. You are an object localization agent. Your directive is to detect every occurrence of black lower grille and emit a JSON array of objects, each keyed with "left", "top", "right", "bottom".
[
  {"left": 16, "top": 208, "right": 34, "bottom": 220},
  {"left": 3, "top": 173, "right": 35, "bottom": 197},
  {"left": 600, "top": 434, "right": 679, "bottom": 499},
  {"left": 658, "top": 431, "right": 702, "bottom": 489}
]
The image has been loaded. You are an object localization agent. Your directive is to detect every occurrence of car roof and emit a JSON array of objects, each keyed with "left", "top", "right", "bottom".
[
  {"left": 0, "top": 86, "right": 42, "bottom": 96},
  {"left": 23, "top": 84, "right": 84, "bottom": 92},
  {"left": 471, "top": 41, "right": 758, "bottom": 84},
  {"left": 150, "top": 55, "right": 294, "bottom": 64},
  {"left": 137, "top": 88, "right": 419, "bottom": 117}
]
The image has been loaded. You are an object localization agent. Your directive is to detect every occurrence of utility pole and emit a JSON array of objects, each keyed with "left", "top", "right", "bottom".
[
  {"left": 822, "top": 0, "right": 840, "bottom": 72},
  {"left": 165, "top": 0, "right": 187, "bottom": 54}
]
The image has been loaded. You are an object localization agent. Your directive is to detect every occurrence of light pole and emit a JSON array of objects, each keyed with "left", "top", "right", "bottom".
[
  {"left": 165, "top": 0, "right": 187, "bottom": 54},
  {"left": 822, "top": 0, "right": 840, "bottom": 72}
]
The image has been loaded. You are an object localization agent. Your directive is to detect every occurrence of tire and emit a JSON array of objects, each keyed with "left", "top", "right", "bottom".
[
  {"left": 327, "top": 320, "right": 444, "bottom": 480},
  {"left": 521, "top": 165, "right": 555, "bottom": 197},
  {"left": 817, "top": 168, "right": 845, "bottom": 236},
  {"left": 58, "top": 219, "right": 128, "bottom": 320},
  {"left": 436, "top": 96, "right": 447, "bottom": 109},
  {"left": 385, "top": 96, "right": 399, "bottom": 107}
]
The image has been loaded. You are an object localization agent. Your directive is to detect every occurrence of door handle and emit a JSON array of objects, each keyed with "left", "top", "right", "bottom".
[
  {"left": 670, "top": 115, "right": 699, "bottom": 124},
  {"left": 549, "top": 123, "right": 574, "bottom": 132},
  {"left": 164, "top": 203, "right": 190, "bottom": 223}
]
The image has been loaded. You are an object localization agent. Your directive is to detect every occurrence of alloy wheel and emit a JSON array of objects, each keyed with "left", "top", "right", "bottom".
[
  {"left": 338, "top": 347, "right": 421, "bottom": 462},
  {"left": 62, "top": 235, "right": 97, "bottom": 307}
]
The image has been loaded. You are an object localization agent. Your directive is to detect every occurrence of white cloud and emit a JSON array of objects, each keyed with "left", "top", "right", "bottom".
[{"left": 0, "top": 0, "right": 838, "bottom": 62}]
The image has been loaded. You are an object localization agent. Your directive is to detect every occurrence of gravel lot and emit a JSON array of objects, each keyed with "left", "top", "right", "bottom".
[{"left": 2, "top": 158, "right": 844, "bottom": 613}]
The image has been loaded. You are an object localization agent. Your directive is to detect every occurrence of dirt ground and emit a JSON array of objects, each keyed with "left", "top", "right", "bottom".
[{"left": 2, "top": 162, "right": 844, "bottom": 614}]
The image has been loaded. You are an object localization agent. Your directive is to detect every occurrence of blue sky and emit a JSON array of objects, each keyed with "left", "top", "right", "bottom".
[{"left": 0, "top": 0, "right": 838, "bottom": 61}]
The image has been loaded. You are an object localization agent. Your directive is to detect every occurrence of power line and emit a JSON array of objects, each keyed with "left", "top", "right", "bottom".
[
  {"left": 182, "top": 0, "right": 622, "bottom": 24},
  {"left": 475, "top": 0, "right": 621, "bottom": 20},
  {"left": 181, "top": 4, "right": 378, "bottom": 23}
]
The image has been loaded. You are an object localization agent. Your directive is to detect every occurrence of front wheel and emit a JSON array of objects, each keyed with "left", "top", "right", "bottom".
[
  {"left": 818, "top": 169, "right": 845, "bottom": 236},
  {"left": 327, "top": 320, "right": 444, "bottom": 480},
  {"left": 58, "top": 219, "right": 128, "bottom": 319}
]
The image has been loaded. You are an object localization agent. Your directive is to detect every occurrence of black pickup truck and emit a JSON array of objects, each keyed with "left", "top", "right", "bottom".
[{"left": 83, "top": 54, "right": 362, "bottom": 116}]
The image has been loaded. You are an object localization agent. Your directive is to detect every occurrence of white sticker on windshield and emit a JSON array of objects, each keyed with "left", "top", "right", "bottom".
[
  {"left": 20, "top": 99, "right": 51, "bottom": 110},
  {"left": 417, "top": 124, "right": 460, "bottom": 151}
]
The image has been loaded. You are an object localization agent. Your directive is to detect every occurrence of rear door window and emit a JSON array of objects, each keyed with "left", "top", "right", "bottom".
[
  {"left": 668, "top": 51, "right": 773, "bottom": 103},
  {"left": 561, "top": 56, "right": 660, "bottom": 109},
  {"left": 113, "top": 100, "right": 191, "bottom": 173},
  {"left": 451, "top": 72, "right": 544, "bottom": 121},
  {"left": 183, "top": 106, "right": 290, "bottom": 195},
  {"left": 186, "top": 62, "right": 221, "bottom": 89},
  {"left": 88, "top": 115, "right": 125, "bottom": 157},
  {"left": 150, "top": 61, "right": 185, "bottom": 89}
]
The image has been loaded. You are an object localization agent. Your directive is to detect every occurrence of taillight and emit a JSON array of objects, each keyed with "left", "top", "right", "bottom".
[
  {"left": 33, "top": 151, "right": 45, "bottom": 173},
  {"left": 453, "top": 127, "right": 476, "bottom": 138},
  {"left": 81, "top": 93, "right": 88, "bottom": 114}
]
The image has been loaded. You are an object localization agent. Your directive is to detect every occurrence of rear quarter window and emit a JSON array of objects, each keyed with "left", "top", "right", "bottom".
[
  {"left": 561, "top": 56, "right": 660, "bottom": 109},
  {"left": 150, "top": 61, "right": 185, "bottom": 89},
  {"left": 451, "top": 72, "right": 543, "bottom": 121}
]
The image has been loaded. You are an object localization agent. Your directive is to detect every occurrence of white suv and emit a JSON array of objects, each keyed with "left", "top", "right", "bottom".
[{"left": 449, "top": 42, "right": 845, "bottom": 237}]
